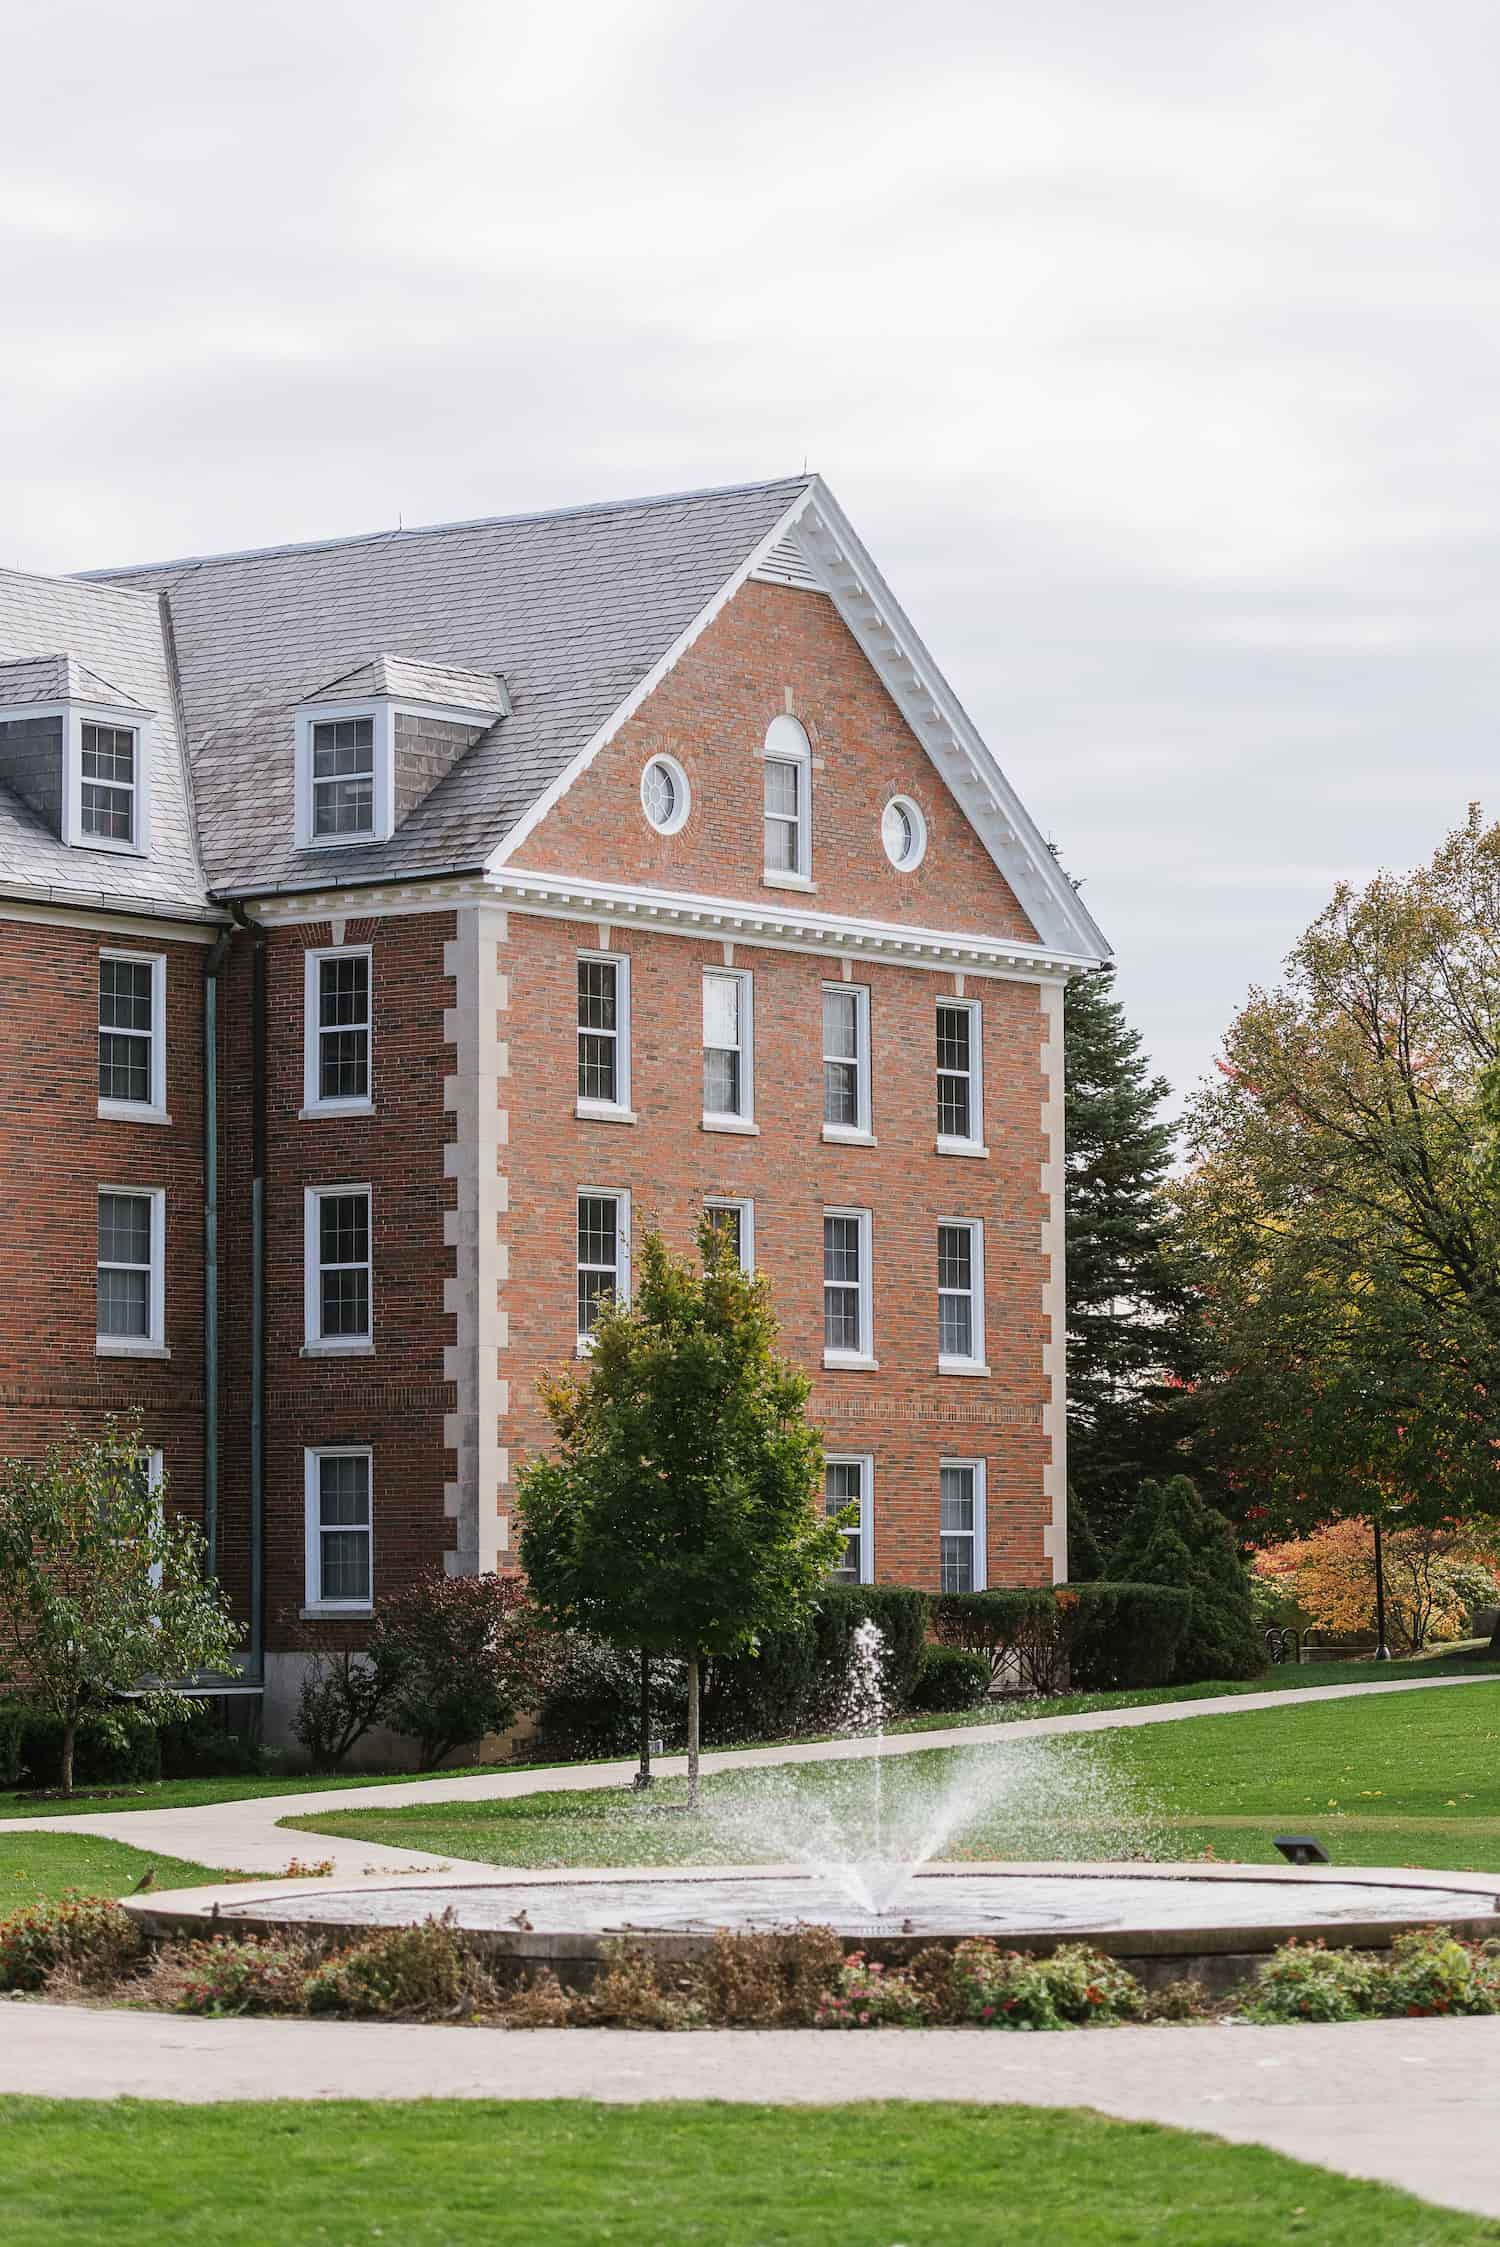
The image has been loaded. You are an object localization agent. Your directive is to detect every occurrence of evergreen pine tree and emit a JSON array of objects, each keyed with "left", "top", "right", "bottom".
[
  {"left": 1110, "top": 1475, "right": 1261, "bottom": 1681},
  {"left": 1065, "top": 965, "right": 1197, "bottom": 1547},
  {"left": 1064, "top": 1482, "right": 1106, "bottom": 1582}
]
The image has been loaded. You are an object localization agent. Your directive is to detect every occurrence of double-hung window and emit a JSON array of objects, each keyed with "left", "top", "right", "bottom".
[
  {"left": 577, "top": 953, "right": 631, "bottom": 1117},
  {"left": 825, "top": 1455, "right": 873, "bottom": 1584},
  {"left": 304, "top": 1448, "right": 373, "bottom": 1612},
  {"left": 762, "top": 714, "right": 811, "bottom": 881},
  {"left": 822, "top": 983, "right": 872, "bottom": 1140},
  {"left": 937, "top": 1219, "right": 986, "bottom": 1372},
  {"left": 939, "top": 1460, "right": 987, "bottom": 1593},
  {"left": 303, "top": 948, "right": 372, "bottom": 1113},
  {"left": 80, "top": 721, "right": 139, "bottom": 845},
  {"left": 97, "top": 1186, "right": 165, "bottom": 1352},
  {"left": 98, "top": 951, "right": 166, "bottom": 1118},
  {"left": 823, "top": 1207, "right": 874, "bottom": 1367},
  {"left": 703, "top": 969, "right": 754, "bottom": 1128},
  {"left": 304, "top": 1185, "right": 373, "bottom": 1350},
  {"left": 704, "top": 1196, "right": 754, "bottom": 1273},
  {"left": 936, "top": 999, "right": 984, "bottom": 1153},
  {"left": 577, "top": 1188, "right": 630, "bottom": 1348},
  {"left": 310, "top": 716, "right": 375, "bottom": 839}
]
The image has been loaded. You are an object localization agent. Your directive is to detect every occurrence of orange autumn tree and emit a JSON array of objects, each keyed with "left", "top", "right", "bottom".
[{"left": 1253, "top": 1517, "right": 1500, "bottom": 1654}]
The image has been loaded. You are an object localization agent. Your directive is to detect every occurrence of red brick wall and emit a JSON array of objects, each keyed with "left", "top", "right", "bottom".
[
  {"left": 513, "top": 580, "right": 1040, "bottom": 944},
  {"left": 500, "top": 912, "right": 1052, "bottom": 1590},
  {"left": 0, "top": 914, "right": 207, "bottom": 1521}
]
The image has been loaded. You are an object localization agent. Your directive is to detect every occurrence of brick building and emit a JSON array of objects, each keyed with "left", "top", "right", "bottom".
[{"left": 0, "top": 477, "right": 1108, "bottom": 1744}]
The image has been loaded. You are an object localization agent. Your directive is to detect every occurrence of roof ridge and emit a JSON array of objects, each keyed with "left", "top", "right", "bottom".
[
  {"left": 0, "top": 562, "right": 158, "bottom": 604},
  {"left": 75, "top": 473, "right": 816, "bottom": 585}
]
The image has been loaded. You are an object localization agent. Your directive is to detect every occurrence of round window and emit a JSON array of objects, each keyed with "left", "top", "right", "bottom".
[
  {"left": 882, "top": 795, "right": 927, "bottom": 871},
  {"left": 640, "top": 754, "right": 690, "bottom": 836}
]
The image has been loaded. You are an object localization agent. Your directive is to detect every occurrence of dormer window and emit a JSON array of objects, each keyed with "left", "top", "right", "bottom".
[
  {"left": 80, "top": 722, "right": 139, "bottom": 844},
  {"left": 311, "top": 717, "right": 376, "bottom": 839},
  {"left": 293, "top": 660, "right": 505, "bottom": 852}
]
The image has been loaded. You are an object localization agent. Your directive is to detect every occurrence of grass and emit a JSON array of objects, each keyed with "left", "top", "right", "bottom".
[
  {"left": 2, "top": 2099, "right": 1496, "bottom": 2246},
  {"left": 288, "top": 1671, "right": 1500, "bottom": 1877},
  {"left": 0, "top": 1834, "right": 232, "bottom": 1914}
]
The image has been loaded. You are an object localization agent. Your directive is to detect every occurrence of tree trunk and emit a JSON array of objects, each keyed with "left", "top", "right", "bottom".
[
  {"left": 60, "top": 1719, "right": 76, "bottom": 1797},
  {"left": 634, "top": 1647, "right": 653, "bottom": 1790},
  {"left": 685, "top": 1655, "right": 701, "bottom": 1811}
]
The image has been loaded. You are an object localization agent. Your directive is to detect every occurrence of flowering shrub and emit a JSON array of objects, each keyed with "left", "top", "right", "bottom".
[
  {"left": 1381, "top": 1927, "right": 1500, "bottom": 2017},
  {"left": 152, "top": 1934, "right": 312, "bottom": 2016},
  {"left": 303, "top": 1913, "right": 496, "bottom": 2019},
  {"left": 946, "top": 1940, "right": 1144, "bottom": 2029},
  {"left": 1244, "top": 1939, "right": 1376, "bottom": 2024},
  {"left": 813, "top": 1950, "right": 933, "bottom": 2028},
  {"left": 0, "top": 1892, "right": 143, "bottom": 1992}
]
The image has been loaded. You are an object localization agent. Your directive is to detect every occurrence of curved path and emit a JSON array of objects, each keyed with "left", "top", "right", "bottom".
[
  {"left": 2, "top": 1667, "right": 1494, "bottom": 1877},
  {"left": 4, "top": 2003, "right": 1500, "bottom": 2221}
]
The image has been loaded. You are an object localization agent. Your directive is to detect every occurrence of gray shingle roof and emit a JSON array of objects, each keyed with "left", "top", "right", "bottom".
[
  {"left": 300, "top": 653, "right": 507, "bottom": 716},
  {"left": 84, "top": 476, "right": 812, "bottom": 897}
]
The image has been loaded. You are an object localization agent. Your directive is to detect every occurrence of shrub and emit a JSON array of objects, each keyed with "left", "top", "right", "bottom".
[
  {"left": 3, "top": 1704, "right": 162, "bottom": 1792},
  {"left": 150, "top": 1934, "right": 312, "bottom": 2016},
  {"left": 694, "top": 1925, "right": 846, "bottom": 2027},
  {"left": 502, "top": 1966, "right": 577, "bottom": 2027},
  {"left": 303, "top": 1914, "right": 496, "bottom": 2019},
  {"left": 945, "top": 1939, "right": 1144, "bottom": 2029},
  {"left": 1380, "top": 1927, "right": 1500, "bottom": 2017},
  {"left": 582, "top": 1940, "right": 705, "bottom": 2029},
  {"left": 1243, "top": 1939, "right": 1377, "bottom": 2024},
  {"left": 810, "top": 1585, "right": 929, "bottom": 1717},
  {"left": 814, "top": 1950, "right": 934, "bottom": 2027},
  {"left": 291, "top": 1646, "right": 398, "bottom": 1772},
  {"left": 932, "top": 1590, "right": 1063, "bottom": 1695},
  {"left": 0, "top": 1893, "right": 144, "bottom": 1993},
  {"left": 372, "top": 1572, "right": 560, "bottom": 1769},
  {"left": 701, "top": 1622, "right": 821, "bottom": 1744},
  {"left": 1060, "top": 1581, "right": 1192, "bottom": 1689},
  {"left": 532, "top": 1636, "right": 687, "bottom": 1759},
  {"left": 1109, "top": 1477, "right": 1262, "bottom": 1681},
  {"left": 909, "top": 1645, "right": 992, "bottom": 1713},
  {"left": 158, "top": 1712, "right": 270, "bottom": 1780}
]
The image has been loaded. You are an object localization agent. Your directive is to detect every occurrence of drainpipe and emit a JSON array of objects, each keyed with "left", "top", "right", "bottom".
[
  {"left": 201, "top": 926, "right": 233, "bottom": 1581},
  {"left": 231, "top": 903, "right": 267, "bottom": 1683}
]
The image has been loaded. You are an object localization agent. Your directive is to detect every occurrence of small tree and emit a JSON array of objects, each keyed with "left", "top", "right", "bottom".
[
  {"left": 517, "top": 1218, "right": 844, "bottom": 1807},
  {"left": 1109, "top": 1475, "right": 1262, "bottom": 1681},
  {"left": 0, "top": 1420, "right": 239, "bottom": 1793},
  {"left": 372, "top": 1572, "right": 559, "bottom": 1770}
]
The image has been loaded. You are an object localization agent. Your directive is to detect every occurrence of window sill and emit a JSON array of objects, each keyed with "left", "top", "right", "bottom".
[
  {"left": 937, "top": 1137, "right": 989, "bottom": 1159},
  {"left": 761, "top": 870, "right": 817, "bottom": 893},
  {"left": 575, "top": 1336, "right": 597, "bottom": 1358},
  {"left": 822, "top": 1351, "right": 880, "bottom": 1372},
  {"left": 96, "top": 1340, "right": 171, "bottom": 1360},
  {"left": 300, "top": 1341, "right": 376, "bottom": 1358},
  {"left": 576, "top": 1100, "right": 637, "bottom": 1125},
  {"left": 299, "top": 1100, "right": 374, "bottom": 1121},
  {"left": 299, "top": 1604, "right": 373, "bottom": 1621},
  {"left": 938, "top": 1359, "right": 992, "bottom": 1378},
  {"left": 295, "top": 830, "right": 391, "bottom": 852},
  {"left": 98, "top": 1101, "right": 172, "bottom": 1126},
  {"left": 822, "top": 1125, "right": 876, "bottom": 1147},
  {"left": 702, "top": 1114, "right": 760, "bottom": 1136},
  {"left": 71, "top": 835, "right": 148, "bottom": 859}
]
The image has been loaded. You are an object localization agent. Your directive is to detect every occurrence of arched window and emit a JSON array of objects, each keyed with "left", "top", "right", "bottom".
[{"left": 762, "top": 715, "right": 811, "bottom": 881}]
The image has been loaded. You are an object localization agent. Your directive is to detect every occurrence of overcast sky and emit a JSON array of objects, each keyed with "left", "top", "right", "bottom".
[{"left": 4, "top": 0, "right": 1495, "bottom": 1111}]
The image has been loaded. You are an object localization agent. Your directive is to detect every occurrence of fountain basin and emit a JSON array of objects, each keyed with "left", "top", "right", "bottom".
[{"left": 126, "top": 1861, "right": 1500, "bottom": 1998}]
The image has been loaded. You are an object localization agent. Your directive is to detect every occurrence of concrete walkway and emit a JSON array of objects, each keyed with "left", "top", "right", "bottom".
[
  {"left": 5, "top": 2002, "right": 1500, "bottom": 2221},
  {"left": 3, "top": 1668, "right": 1495, "bottom": 1877}
]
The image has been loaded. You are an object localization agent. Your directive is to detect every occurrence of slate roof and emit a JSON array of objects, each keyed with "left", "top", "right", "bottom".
[
  {"left": 79, "top": 475, "right": 812, "bottom": 898},
  {"left": 300, "top": 654, "right": 508, "bottom": 716}
]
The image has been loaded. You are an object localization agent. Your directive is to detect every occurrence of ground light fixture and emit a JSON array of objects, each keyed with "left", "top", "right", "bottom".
[{"left": 1274, "top": 1836, "right": 1332, "bottom": 1866}]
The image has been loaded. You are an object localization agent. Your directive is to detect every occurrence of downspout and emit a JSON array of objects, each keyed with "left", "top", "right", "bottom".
[
  {"left": 230, "top": 903, "right": 267, "bottom": 1683},
  {"left": 201, "top": 927, "right": 232, "bottom": 1582}
]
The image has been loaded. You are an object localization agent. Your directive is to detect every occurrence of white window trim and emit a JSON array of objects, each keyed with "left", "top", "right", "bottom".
[
  {"left": 640, "top": 752, "right": 691, "bottom": 836},
  {"left": 936, "top": 996, "right": 987, "bottom": 1157},
  {"left": 825, "top": 1451, "right": 875, "bottom": 1584},
  {"left": 303, "top": 1183, "right": 374, "bottom": 1354},
  {"left": 937, "top": 1216, "right": 989, "bottom": 1375},
  {"left": 98, "top": 948, "right": 169, "bottom": 1122},
  {"left": 762, "top": 715, "right": 812, "bottom": 885},
  {"left": 704, "top": 1195, "right": 755, "bottom": 1273},
  {"left": 702, "top": 966, "right": 756, "bottom": 1132},
  {"left": 576, "top": 1185, "right": 631, "bottom": 1355},
  {"left": 882, "top": 794, "right": 928, "bottom": 872},
  {"left": 575, "top": 949, "right": 634, "bottom": 1122},
  {"left": 302, "top": 944, "right": 374, "bottom": 1117},
  {"left": 7, "top": 702, "right": 154, "bottom": 856},
  {"left": 821, "top": 980, "right": 874, "bottom": 1145},
  {"left": 294, "top": 702, "right": 392, "bottom": 850},
  {"left": 143, "top": 1448, "right": 164, "bottom": 1593},
  {"left": 96, "top": 1184, "right": 167, "bottom": 1356},
  {"left": 303, "top": 1445, "right": 375, "bottom": 1615},
  {"left": 823, "top": 1204, "right": 876, "bottom": 1371},
  {"left": 940, "top": 1457, "right": 988, "bottom": 1593}
]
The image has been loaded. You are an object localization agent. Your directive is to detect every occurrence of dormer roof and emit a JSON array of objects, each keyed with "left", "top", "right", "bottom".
[
  {"left": 0, "top": 650, "right": 153, "bottom": 713},
  {"left": 299, "top": 653, "right": 508, "bottom": 719}
]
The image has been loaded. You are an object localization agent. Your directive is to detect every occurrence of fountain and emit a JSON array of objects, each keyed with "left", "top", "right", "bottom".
[{"left": 125, "top": 1626, "right": 1500, "bottom": 1993}]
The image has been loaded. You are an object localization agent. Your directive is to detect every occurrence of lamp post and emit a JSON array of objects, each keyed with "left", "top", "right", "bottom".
[{"left": 1372, "top": 1514, "right": 1392, "bottom": 1662}]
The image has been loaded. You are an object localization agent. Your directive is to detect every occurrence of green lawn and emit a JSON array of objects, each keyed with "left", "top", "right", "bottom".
[
  {"left": 3, "top": 2100, "right": 1495, "bottom": 2247},
  {"left": 0, "top": 1833, "right": 233, "bottom": 1913},
  {"left": 289, "top": 1675, "right": 1500, "bottom": 1877}
]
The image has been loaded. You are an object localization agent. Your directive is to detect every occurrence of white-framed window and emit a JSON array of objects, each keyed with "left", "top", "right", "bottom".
[
  {"left": 304, "top": 1185, "right": 373, "bottom": 1351},
  {"left": 98, "top": 949, "right": 167, "bottom": 1120},
  {"left": 303, "top": 946, "right": 373, "bottom": 1115},
  {"left": 762, "top": 714, "right": 812, "bottom": 882},
  {"left": 703, "top": 968, "right": 754, "bottom": 1129},
  {"left": 939, "top": 1459, "right": 987, "bottom": 1593},
  {"left": 881, "top": 794, "right": 928, "bottom": 872},
  {"left": 704, "top": 1196, "right": 755, "bottom": 1272},
  {"left": 822, "top": 983, "right": 872, "bottom": 1141},
  {"left": 577, "top": 952, "right": 632, "bottom": 1119},
  {"left": 937, "top": 1219, "right": 987, "bottom": 1372},
  {"left": 294, "top": 704, "right": 392, "bottom": 848},
  {"left": 825, "top": 1453, "right": 874, "bottom": 1584},
  {"left": 640, "top": 753, "right": 691, "bottom": 836},
  {"left": 304, "top": 1447, "right": 374, "bottom": 1613},
  {"left": 79, "top": 720, "right": 140, "bottom": 845},
  {"left": 577, "top": 1187, "right": 630, "bottom": 1349},
  {"left": 96, "top": 1185, "right": 165, "bottom": 1353},
  {"left": 937, "top": 998, "right": 985, "bottom": 1153},
  {"left": 823, "top": 1206, "right": 875, "bottom": 1368}
]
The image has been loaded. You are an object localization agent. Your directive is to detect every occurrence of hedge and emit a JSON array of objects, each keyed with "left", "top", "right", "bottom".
[
  {"left": 931, "top": 1588, "right": 1064, "bottom": 1694},
  {"left": 1059, "top": 1581, "right": 1192, "bottom": 1690},
  {"left": 909, "top": 1644, "right": 993, "bottom": 1712}
]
